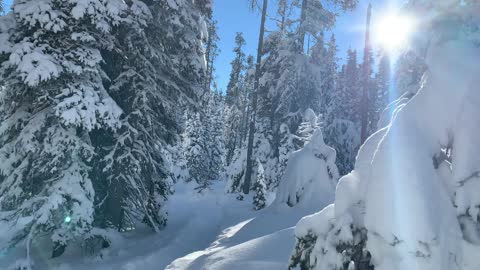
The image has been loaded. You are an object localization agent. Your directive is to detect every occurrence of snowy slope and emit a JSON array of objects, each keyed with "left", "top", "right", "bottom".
[
  {"left": 2, "top": 182, "right": 256, "bottom": 270},
  {"left": 166, "top": 202, "right": 327, "bottom": 270}
]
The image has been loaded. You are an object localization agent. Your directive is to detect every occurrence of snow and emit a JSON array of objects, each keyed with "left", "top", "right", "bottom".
[
  {"left": 1, "top": 177, "right": 334, "bottom": 270},
  {"left": 1, "top": 181, "right": 253, "bottom": 270},
  {"left": 275, "top": 129, "right": 339, "bottom": 207},
  {"left": 166, "top": 199, "right": 331, "bottom": 270}
]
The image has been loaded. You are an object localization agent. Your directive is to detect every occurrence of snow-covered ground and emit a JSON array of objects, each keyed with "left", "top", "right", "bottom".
[{"left": 2, "top": 180, "right": 331, "bottom": 270}]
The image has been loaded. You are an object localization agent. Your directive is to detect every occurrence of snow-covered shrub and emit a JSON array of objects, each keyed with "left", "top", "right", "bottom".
[{"left": 275, "top": 129, "right": 339, "bottom": 207}]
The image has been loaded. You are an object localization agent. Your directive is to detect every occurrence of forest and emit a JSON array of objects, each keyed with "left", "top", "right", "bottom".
[{"left": 0, "top": 0, "right": 479, "bottom": 270}]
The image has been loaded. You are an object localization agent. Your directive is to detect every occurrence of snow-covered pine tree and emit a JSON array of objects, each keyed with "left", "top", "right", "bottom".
[
  {"left": 371, "top": 52, "right": 391, "bottom": 130},
  {"left": 183, "top": 112, "right": 211, "bottom": 188},
  {"left": 0, "top": 0, "right": 125, "bottom": 259},
  {"left": 324, "top": 49, "right": 361, "bottom": 175},
  {"left": 0, "top": 0, "right": 211, "bottom": 262},
  {"left": 319, "top": 34, "right": 339, "bottom": 118},
  {"left": 224, "top": 32, "right": 248, "bottom": 164},
  {"left": 226, "top": 32, "right": 246, "bottom": 106},
  {"left": 252, "top": 161, "right": 267, "bottom": 210},
  {"left": 92, "top": 0, "right": 209, "bottom": 235},
  {"left": 361, "top": 47, "right": 377, "bottom": 136},
  {"left": 290, "top": 2, "right": 480, "bottom": 269},
  {"left": 275, "top": 129, "right": 339, "bottom": 207},
  {"left": 205, "top": 90, "right": 226, "bottom": 182},
  {"left": 205, "top": 19, "right": 220, "bottom": 90}
]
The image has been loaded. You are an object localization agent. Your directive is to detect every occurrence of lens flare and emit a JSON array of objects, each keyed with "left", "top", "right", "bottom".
[
  {"left": 374, "top": 13, "right": 415, "bottom": 52},
  {"left": 64, "top": 216, "right": 72, "bottom": 223}
]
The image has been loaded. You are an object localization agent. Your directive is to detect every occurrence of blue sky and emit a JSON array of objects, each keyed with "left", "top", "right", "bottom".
[
  {"left": 2, "top": 0, "right": 402, "bottom": 91},
  {"left": 213, "top": 0, "right": 403, "bottom": 90}
]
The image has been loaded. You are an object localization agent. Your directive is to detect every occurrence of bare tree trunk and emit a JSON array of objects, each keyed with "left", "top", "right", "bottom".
[
  {"left": 243, "top": 0, "right": 268, "bottom": 194},
  {"left": 360, "top": 3, "right": 372, "bottom": 143},
  {"left": 298, "top": 0, "right": 308, "bottom": 52},
  {"left": 205, "top": 35, "right": 212, "bottom": 89}
]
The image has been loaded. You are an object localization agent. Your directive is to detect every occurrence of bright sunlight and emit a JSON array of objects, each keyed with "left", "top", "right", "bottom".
[{"left": 374, "top": 13, "right": 416, "bottom": 52}]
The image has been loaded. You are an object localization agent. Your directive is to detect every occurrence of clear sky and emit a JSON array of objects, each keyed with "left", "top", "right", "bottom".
[{"left": 213, "top": 0, "right": 403, "bottom": 91}]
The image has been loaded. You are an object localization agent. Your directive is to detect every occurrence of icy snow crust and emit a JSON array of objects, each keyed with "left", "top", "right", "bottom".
[{"left": 294, "top": 39, "right": 480, "bottom": 270}]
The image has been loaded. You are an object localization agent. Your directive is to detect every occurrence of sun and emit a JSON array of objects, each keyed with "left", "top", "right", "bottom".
[{"left": 373, "top": 13, "right": 416, "bottom": 52}]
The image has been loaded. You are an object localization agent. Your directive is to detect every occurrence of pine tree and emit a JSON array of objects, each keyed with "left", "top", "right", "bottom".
[
  {"left": 226, "top": 32, "right": 246, "bottom": 105},
  {"left": 205, "top": 20, "right": 220, "bottom": 90},
  {"left": 324, "top": 49, "right": 361, "bottom": 175},
  {"left": 205, "top": 91, "right": 226, "bottom": 181},
  {"left": 371, "top": 52, "right": 391, "bottom": 130},
  {"left": 183, "top": 112, "right": 211, "bottom": 188},
  {"left": 0, "top": 0, "right": 125, "bottom": 259},
  {"left": 252, "top": 161, "right": 267, "bottom": 210},
  {"left": 321, "top": 34, "right": 339, "bottom": 118},
  {"left": 224, "top": 33, "right": 248, "bottom": 165},
  {"left": 93, "top": 0, "right": 209, "bottom": 235},
  {"left": 0, "top": 0, "right": 210, "bottom": 262}
]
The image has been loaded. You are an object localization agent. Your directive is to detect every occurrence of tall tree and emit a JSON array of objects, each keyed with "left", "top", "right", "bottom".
[
  {"left": 243, "top": 0, "right": 269, "bottom": 194},
  {"left": 224, "top": 33, "right": 248, "bottom": 164},
  {"left": 205, "top": 20, "right": 220, "bottom": 90},
  {"left": 226, "top": 32, "right": 246, "bottom": 105},
  {"left": 0, "top": 0, "right": 125, "bottom": 259},
  {"left": 360, "top": 3, "right": 372, "bottom": 143},
  {"left": 0, "top": 0, "right": 210, "bottom": 262}
]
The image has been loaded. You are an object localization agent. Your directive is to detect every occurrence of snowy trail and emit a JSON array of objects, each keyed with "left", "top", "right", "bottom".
[
  {"left": 3, "top": 181, "right": 328, "bottom": 270},
  {"left": 2, "top": 182, "right": 255, "bottom": 270},
  {"left": 78, "top": 183, "right": 256, "bottom": 270},
  {"left": 166, "top": 202, "right": 325, "bottom": 270}
]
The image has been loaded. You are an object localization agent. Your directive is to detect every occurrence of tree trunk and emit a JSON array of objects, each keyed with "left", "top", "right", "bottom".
[
  {"left": 360, "top": 3, "right": 372, "bottom": 143},
  {"left": 243, "top": 0, "right": 268, "bottom": 194},
  {"left": 298, "top": 0, "right": 308, "bottom": 52}
]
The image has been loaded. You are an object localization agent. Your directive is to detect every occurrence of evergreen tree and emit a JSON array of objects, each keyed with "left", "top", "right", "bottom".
[
  {"left": 324, "top": 49, "right": 361, "bottom": 175},
  {"left": 205, "top": 91, "right": 226, "bottom": 181},
  {"left": 205, "top": 19, "right": 220, "bottom": 90},
  {"left": 183, "top": 112, "right": 210, "bottom": 188},
  {"left": 0, "top": 0, "right": 125, "bottom": 259},
  {"left": 320, "top": 34, "right": 339, "bottom": 117},
  {"left": 371, "top": 52, "right": 391, "bottom": 130},
  {"left": 252, "top": 161, "right": 267, "bottom": 210},
  {"left": 0, "top": 0, "right": 210, "bottom": 262},
  {"left": 224, "top": 33, "right": 248, "bottom": 164},
  {"left": 226, "top": 32, "right": 246, "bottom": 105},
  {"left": 93, "top": 0, "right": 209, "bottom": 235},
  {"left": 360, "top": 47, "right": 376, "bottom": 135}
]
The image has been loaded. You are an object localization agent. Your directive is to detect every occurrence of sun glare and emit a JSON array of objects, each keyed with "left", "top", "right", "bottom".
[{"left": 374, "top": 13, "right": 415, "bottom": 52}]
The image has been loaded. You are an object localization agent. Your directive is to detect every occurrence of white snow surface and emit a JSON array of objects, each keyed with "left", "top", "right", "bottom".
[{"left": 2, "top": 177, "right": 334, "bottom": 270}]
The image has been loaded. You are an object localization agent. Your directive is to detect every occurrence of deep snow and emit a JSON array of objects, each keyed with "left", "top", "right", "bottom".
[{"left": 2, "top": 179, "right": 332, "bottom": 270}]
